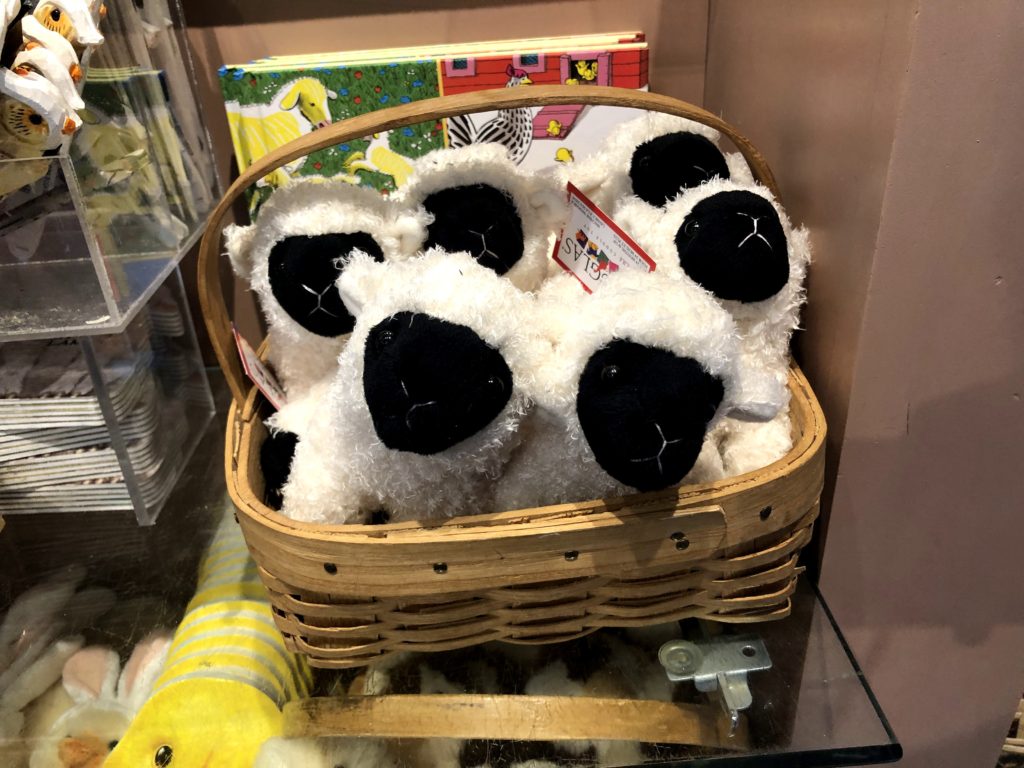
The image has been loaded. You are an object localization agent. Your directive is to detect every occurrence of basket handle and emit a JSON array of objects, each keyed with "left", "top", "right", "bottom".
[{"left": 198, "top": 85, "right": 781, "bottom": 404}]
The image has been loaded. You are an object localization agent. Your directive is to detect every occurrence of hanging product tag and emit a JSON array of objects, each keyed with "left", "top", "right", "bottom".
[
  {"left": 232, "top": 325, "right": 286, "bottom": 411},
  {"left": 552, "top": 183, "right": 656, "bottom": 292}
]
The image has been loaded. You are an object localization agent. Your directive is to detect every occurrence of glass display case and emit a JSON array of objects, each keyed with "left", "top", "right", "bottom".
[
  {"left": 0, "top": 0, "right": 218, "bottom": 339},
  {"left": 0, "top": 391, "right": 900, "bottom": 766},
  {"left": 0, "top": 267, "right": 214, "bottom": 525}
]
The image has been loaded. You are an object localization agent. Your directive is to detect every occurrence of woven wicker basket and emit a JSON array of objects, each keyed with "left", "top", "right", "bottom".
[{"left": 198, "top": 86, "right": 826, "bottom": 670}]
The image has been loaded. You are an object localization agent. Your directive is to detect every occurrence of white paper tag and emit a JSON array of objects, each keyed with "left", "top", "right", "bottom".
[
  {"left": 232, "top": 325, "right": 286, "bottom": 411},
  {"left": 552, "top": 183, "right": 656, "bottom": 292}
]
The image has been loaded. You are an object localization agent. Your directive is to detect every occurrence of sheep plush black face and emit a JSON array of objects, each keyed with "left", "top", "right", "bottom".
[
  {"left": 268, "top": 233, "right": 384, "bottom": 337},
  {"left": 363, "top": 311, "right": 513, "bottom": 455},
  {"left": 674, "top": 190, "right": 789, "bottom": 303},
  {"left": 259, "top": 429, "right": 298, "bottom": 509},
  {"left": 422, "top": 184, "right": 525, "bottom": 276},
  {"left": 577, "top": 340, "right": 724, "bottom": 491},
  {"left": 629, "top": 132, "right": 731, "bottom": 207}
]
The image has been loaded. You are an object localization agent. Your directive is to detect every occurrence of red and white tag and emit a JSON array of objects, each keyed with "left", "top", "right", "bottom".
[
  {"left": 552, "top": 183, "right": 656, "bottom": 292},
  {"left": 232, "top": 325, "right": 286, "bottom": 411}
]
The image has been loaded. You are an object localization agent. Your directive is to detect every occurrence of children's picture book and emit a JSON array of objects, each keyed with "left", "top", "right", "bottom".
[{"left": 218, "top": 33, "right": 649, "bottom": 212}]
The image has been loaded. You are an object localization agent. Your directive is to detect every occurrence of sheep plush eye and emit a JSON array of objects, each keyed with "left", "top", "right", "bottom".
[
  {"left": 629, "top": 131, "right": 731, "bottom": 207},
  {"left": 600, "top": 364, "right": 620, "bottom": 382}
]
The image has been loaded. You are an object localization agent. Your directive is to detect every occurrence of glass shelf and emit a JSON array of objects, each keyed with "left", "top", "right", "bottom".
[
  {"left": 0, "top": 0, "right": 218, "bottom": 341},
  {"left": 0, "top": 374, "right": 900, "bottom": 768}
]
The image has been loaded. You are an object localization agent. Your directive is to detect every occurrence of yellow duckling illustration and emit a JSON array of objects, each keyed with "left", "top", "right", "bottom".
[
  {"left": 546, "top": 119, "right": 563, "bottom": 137},
  {"left": 555, "top": 147, "right": 575, "bottom": 163}
]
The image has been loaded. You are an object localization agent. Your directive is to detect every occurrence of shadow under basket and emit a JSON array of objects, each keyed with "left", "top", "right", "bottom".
[{"left": 201, "top": 86, "right": 826, "bottom": 669}]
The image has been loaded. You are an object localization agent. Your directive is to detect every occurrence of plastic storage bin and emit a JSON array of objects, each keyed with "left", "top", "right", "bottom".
[{"left": 0, "top": 0, "right": 218, "bottom": 339}]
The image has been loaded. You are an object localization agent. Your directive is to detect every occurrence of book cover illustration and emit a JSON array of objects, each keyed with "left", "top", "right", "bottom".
[{"left": 219, "top": 40, "right": 648, "bottom": 212}]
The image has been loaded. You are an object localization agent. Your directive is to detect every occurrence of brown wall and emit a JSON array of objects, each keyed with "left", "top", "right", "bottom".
[
  {"left": 180, "top": 0, "right": 711, "bottom": 343},
  {"left": 707, "top": 1, "right": 1024, "bottom": 766},
  {"left": 704, "top": 0, "right": 919, "bottom": 563}
]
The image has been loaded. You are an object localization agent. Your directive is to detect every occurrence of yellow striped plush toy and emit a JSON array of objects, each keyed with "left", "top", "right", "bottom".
[{"left": 106, "top": 507, "right": 311, "bottom": 768}]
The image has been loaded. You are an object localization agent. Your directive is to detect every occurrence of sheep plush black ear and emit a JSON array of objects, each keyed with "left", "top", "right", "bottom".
[
  {"left": 673, "top": 190, "right": 789, "bottom": 303},
  {"left": 362, "top": 311, "right": 514, "bottom": 455},
  {"left": 260, "top": 430, "right": 299, "bottom": 509},
  {"left": 268, "top": 233, "right": 385, "bottom": 337},
  {"left": 629, "top": 131, "right": 731, "bottom": 207},
  {"left": 576, "top": 340, "right": 724, "bottom": 492},
  {"left": 422, "top": 184, "right": 525, "bottom": 276}
]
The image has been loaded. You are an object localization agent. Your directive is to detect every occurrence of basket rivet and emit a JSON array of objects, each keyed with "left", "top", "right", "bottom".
[
  {"left": 564, "top": 550, "right": 579, "bottom": 561},
  {"left": 323, "top": 562, "right": 338, "bottom": 575},
  {"left": 433, "top": 562, "right": 448, "bottom": 574},
  {"left": 759, "top": 506, "right": 773, "bottom": 521}
]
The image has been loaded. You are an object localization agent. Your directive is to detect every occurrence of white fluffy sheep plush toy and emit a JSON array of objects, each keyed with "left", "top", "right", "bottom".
[
  {"left": 564, "top": 111, "right": 754, "bottom": 214},
  {"left": 616, "top": 177, "right": 812, "bottom": 471},
  {"left": 224, "top": 180, "right": 408, "bottom": 399},
  {"left": 267, "top": 248, "right": 546, "bottom": 525},
  {"left": 493, "top": 269, "right": 771, "bottom": 513},
  {"left": 394, "top": 143, "right": 567, "bottom": 291}
]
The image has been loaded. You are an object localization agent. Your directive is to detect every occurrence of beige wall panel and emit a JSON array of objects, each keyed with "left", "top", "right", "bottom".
[
  {"left": 703, "top": 0, "right": 919, "bottom": 550},
  {"left": 708, "top": 1, "right": 1024, "bottom": 765},
  {"left": 820, "top": 1, "right": 1024, "bottom": 765}
]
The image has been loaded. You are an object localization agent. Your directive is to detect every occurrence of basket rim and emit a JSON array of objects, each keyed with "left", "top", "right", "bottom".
[{"left": 224, "top": 362, "right": 825, "bottom": 544}]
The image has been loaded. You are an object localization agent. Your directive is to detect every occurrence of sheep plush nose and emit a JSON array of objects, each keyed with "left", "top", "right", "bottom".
[
  {"left": 673, "top": 190, "right": 789, "bottom": 303},
  {"left": 362, "top": 311, "right": 513, "bottom": 455},
  {"left": 576, "top": 340, "right": 724, "bottom": 491}
]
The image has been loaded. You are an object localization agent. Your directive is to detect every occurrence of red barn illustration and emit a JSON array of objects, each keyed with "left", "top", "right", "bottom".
[{"left": 440, "top": 44, "right": 647, "bottom": 159}]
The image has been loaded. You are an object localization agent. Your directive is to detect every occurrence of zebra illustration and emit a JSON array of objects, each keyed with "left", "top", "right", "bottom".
[{"left": 447, "top": 64, "right": 534, "bottom": 164}]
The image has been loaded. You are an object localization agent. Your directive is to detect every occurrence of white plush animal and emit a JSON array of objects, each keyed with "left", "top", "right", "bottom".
[
  {"left": 493, "top": 269, "right": 769, "bottom": 513},
  {"left": 225, "top": 179, "right": 407, "bottom": 400},
  {"left": 280, "top": 249, "right": 545, "bottom": 524},
  {"left": 616, "top": 177, "right": 811, "bottom": 420},
  {"left": 395, "top": 143, "right": 566, "bottom": 291},
  {"left": 563, "top": 111, "right": 755, "bottom": 214}
]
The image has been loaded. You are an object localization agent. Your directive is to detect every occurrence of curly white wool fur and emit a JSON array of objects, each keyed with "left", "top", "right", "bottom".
[
  {"left": 282, "top": 249, "right": 545, "bottom": 525},
  {"left": 712, "top": 405, "right": 794, "bottom": 477},
  {"left": 616, "top": 177, "right": 812, "bottom": 419},
  {"left": 493, "top": 271, "right": 761, "bottom": 512},
  {"left": 561, "top": 111, "right": 755, "bottom": 213},
  {"left": 394, "top": 143, "right": 567, "bottom": 291},
  {"left": 224, "top": 180, "right": 411, "bottom": 399}
]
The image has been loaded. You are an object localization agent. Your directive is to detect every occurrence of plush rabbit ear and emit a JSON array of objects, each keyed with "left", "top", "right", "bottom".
[
  {"left": 336, "top": 249, "right": 386, "bottom": 318},
  {"left": 224, "top": 223, "right": 257, "bottom": 280},
  {"left": 62, "top": 646, "right": 120, "bottom": 704},
  {"left": 116, "top": 631, "right": 171, "bottom": 712},
  {"left": 0, "top": 635, "right": 83, "bottom": 714}
]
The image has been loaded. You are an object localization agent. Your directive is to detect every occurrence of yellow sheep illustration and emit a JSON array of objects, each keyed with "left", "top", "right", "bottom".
[{"left": 226, "top": 77, "right": 337, "bottom": 189}]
